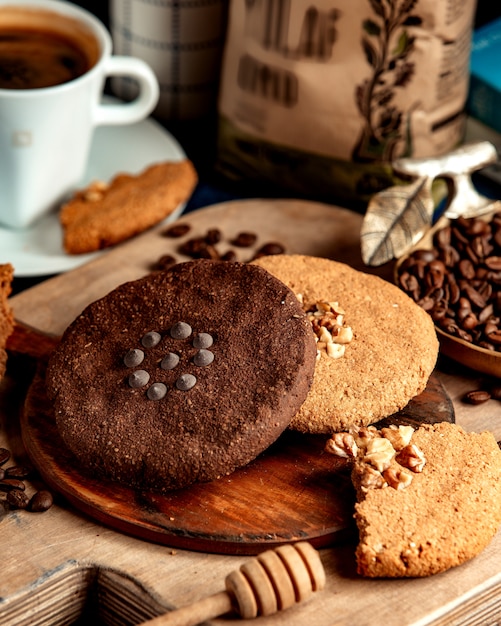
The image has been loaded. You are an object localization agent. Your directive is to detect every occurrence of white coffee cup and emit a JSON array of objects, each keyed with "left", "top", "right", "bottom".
[{"left": 0, "top": 0, "right": 160, "bottom": 229}]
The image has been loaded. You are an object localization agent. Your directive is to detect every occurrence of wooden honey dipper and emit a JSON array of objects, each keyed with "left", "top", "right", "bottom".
[{"left": 140, "top": 541, "right": 325, "bottom": 626}]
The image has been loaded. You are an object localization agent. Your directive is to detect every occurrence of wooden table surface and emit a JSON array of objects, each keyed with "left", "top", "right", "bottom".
[{"left": 2, "top": 199, "right": 501, "bottom": 626}]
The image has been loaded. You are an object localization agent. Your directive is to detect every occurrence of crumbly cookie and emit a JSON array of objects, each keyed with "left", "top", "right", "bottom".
[
  {"left": 60, "top": 159, "right": 198, "bottom": 254},
  {"left": 253, "top": 255, "right": 439, "bottom": 433},
  {"left": 327, "top": 422, "right": 501, "bottom": 577},
  {"left": 45, "top": 259, "right": 317, "bottom": 492},
  {"left": 0, "top": 263, "right": 14, "bottom": 380}
]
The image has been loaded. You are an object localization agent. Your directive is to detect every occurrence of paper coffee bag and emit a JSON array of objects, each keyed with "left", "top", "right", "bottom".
[{"left": 216, "top": 0, "right": 476, "bottom": 205}]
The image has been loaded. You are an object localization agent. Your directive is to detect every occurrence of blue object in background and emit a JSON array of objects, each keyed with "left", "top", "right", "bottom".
[{"left": 467, "top": 17, "right": 501, "bottom": 134}]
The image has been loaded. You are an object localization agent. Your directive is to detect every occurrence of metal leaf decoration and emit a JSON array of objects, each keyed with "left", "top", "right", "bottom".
[{"left": 361, "top": 176, "right": 434, "bottom": 266}]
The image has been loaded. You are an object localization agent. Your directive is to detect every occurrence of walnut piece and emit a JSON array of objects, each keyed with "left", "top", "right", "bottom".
[
  {"left": 325, "top": 432, "right": 358, "bottom": 458},
  {"left": 396, "top": 443, "right": 426, "bottom": 473},
  {"left": 352, "top": 425, "right": 379, "bottom": 450},
  {"left": 383, "top": 465, "right": 413, "bottom": 490},
  {"left": 358, "top": 464, "right": 387, "bottom": 491},
  {"left": 381, "top": 425, "right": 415, "bottom": 451},
  {"left": 83, "top": 180, "right": 108, "bottom": 202},
  {"left": 326, "top": 342, "right": 345, "bottom": 359},
  {"left": 363, "top": 437, "right": 395, "bottom": 472},
  {"left": 335, "top": 326, "right": 354, "bottom": 344}
]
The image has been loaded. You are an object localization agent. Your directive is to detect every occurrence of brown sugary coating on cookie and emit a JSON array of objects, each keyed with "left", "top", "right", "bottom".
[
  {"left": 45, "top": 260, "right": 317, "bottom": 492},
  {"left": 353, "top": 422, "right": 501, "bottom": 577},
  {"left": 60, "top": 159, "right": 198, "bottom": 254},
  {"left": 253, "top": 255, "right": 438, "bottom": 433},
  {"left": 0, "top": 263, "right": 14, "bottom": 380}
]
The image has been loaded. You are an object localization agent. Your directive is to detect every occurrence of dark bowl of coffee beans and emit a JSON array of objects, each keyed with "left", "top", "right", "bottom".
[{"left": 396, "top": 210, "right": 501, "bottom": 377}]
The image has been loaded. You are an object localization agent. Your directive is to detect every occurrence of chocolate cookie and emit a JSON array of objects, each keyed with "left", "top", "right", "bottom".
[
  {"left": 327, "top": 422, "right": 501, "bottom": 577},
  {"left": 253, "top": 255, "right": 439, "bottom": 433},
  {"left": 46, "top": 260, "right": 317, "bottom": 492}
]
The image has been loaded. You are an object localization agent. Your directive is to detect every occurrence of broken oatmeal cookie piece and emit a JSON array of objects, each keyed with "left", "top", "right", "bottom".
[
  {"left": 60, "top": 159, "right": 198, "bottom": 254},
  {"left": 326, "top": 422, "right": 501, "bottom": 577},
  {"left": 0, "top": 263, "right": 14, "bottom": 380}
]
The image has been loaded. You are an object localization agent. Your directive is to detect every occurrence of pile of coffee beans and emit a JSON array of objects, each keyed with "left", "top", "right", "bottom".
[
  {"left": 0, "top": 447, "right": 53, "bottom": 519},
  {"left": 152, "top": 223, "right": 286, "bottom": 271},
  {"left": 398, "top": 213, "right": 501, "bottom": 352}
]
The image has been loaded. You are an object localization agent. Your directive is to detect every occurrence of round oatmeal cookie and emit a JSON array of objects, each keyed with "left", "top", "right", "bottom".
[
  {"left": 45, "top": 260, "right": 317, "bottom": 492},
  {"left": 253, "top": 254, "right": 439, "bottom": 433},
  {"left": 350, "top": 422, "right": 501, "bottom": 577}
]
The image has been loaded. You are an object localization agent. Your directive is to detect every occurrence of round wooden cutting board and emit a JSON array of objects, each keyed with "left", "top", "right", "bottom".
[
  {"left": 14, "top": 199, "right": 455, "bottom": 555},
  {"left": 21, "top": 354, "right": 453, "bottom": 556}
]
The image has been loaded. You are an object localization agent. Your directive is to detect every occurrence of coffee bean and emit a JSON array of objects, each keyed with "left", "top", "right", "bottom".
[
  {"left": 0, "top": 478, "right": 25, "bottom": 492},
  {"left": 425, "top": 268, "right": 445, "bottom": 290},
  {"left": 0, "top": 448, "right": 10, "bottom": 466},
  {"left": 487, "top": 330, "right": 501, "bottom": 345},
  {"left": 448, "top": 280, "right": 460, "bottom": 304},
  {"left": 6, "top": 489, "right": 30, "bottom": 509},
  {"left": 478, "top": 303, "right": 494, "bottom": 324},
  {"left": 205, "top": 229, "right": 222, "bottom": 245},
  {"left": 444, "top": 245, "right": 461, "bottom": 267},
  {"left": 231, "top": 232, "right": 257, "bottom": 247},
  {"left": 29, "top": 490, "right": 54, "bottom": 512},
  {"left": 459, "top": 258, "right": 475, "bottom": 279},
  {"left": 163, "top": 223, "right": 191, "bottom": 238},
  {"left": 153, "top": 254, "right": 177, "bottom": 271},
  {"left": 178, "top": 236, "right": 207, "bottom": 257},
  {"left": 435, "top": 227, "right": 451, "bottom": 247},
  {"left": 197, "top": 244, "right": 220, "bottom": 260},
  {"left": 485, "top": 256, "right": 501, "bottom": 271},
  {"left": 5, "top": 465, "right": 32, "bottom": 479},
  {"left": 495, "top": 229, "right": 501, "bottom": 248},
  {"left": 460, "top": 312, "right": 478, "bottom": 331},
  {"left": 254, "top": 242, "right": 286, "bottom": 257},
  {"left": 461, "top": 283, "right": 486, "bottom": 309},
  {"left": 220, "top": 250, "right": 238, "bottom": 262},
  {"left": 399, "top": 272, "right": 419, "bottom": 293},
  {"left": 463, "top": 390, "right": 491, "bottom": 405},
  {"left": 417, "top": 296, "right": 435, "bottom": 311},
  {"left": 178, "top": 237, "right": 220, "bottom": 260}
]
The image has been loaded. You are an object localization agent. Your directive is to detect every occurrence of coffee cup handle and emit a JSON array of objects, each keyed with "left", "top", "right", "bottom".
[{"left": 93, "top": 56, "right": 159, "bottom": 126}]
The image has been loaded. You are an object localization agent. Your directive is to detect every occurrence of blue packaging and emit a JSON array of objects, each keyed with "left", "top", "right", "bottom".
[{"left": 467, "top": 17, "right": 501, "bottom": 133}]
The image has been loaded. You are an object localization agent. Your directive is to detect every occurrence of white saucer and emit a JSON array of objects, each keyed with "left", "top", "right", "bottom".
[{"left": 0, "top": 114, "right": 187, "bottom": 277}]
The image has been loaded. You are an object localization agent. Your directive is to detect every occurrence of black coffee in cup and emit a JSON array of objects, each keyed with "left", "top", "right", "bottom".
[{"left": 0, "top": 7, "right": 100, "bottom": 90}]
